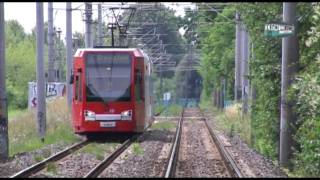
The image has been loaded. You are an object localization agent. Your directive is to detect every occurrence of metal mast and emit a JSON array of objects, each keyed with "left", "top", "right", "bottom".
[
  {"left": 0, "top": 2, "right": 8, "bottom": 161},
  {"left": 66, "top": 2, "right": 73, "bottom": 106},
  {"left": 280, "top": 2, "right": 299, "bottom": 168}
]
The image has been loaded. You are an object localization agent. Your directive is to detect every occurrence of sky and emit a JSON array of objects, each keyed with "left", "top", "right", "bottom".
[{"left": 4, "top": 2, "right": 195, "bottom": 39}]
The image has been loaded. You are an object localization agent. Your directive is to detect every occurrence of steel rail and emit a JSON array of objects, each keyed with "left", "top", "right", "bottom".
[
  {"left": 202, "top": 110, "right": 243, "bottom": 178},
  {"left": 164, "top": 108, "right": 184, "bottom": 178},
  {"left": 84, "top": 134, "right": 139, "bottom": 178},
  {"left": 10, "top": 140, "right": 90, "bottom": 178}
]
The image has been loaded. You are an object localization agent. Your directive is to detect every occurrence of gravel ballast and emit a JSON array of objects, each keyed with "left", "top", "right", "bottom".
[{"left": 204, "top": 109, "right": 287, "bottom": 178}]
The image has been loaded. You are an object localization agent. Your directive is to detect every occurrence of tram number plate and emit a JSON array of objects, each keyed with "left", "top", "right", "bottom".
[{"left": 100, "top": 122, "right": 116, "bottom": 128}]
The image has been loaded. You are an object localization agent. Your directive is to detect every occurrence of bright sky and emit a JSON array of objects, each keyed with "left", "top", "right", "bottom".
[{"left": 4, "top": 2, "right": 195, "bottom": 39}]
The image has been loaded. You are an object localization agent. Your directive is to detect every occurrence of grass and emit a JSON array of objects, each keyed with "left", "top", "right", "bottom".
[
  {"left": 200, "top": 100, "right": 252, "bottom": 146},
  {"left": 78, "top": 142, "right": 117, "bottom": 160},
  {"left": 151, "top": 121, "right": 176, "bottom": 131},
  {"left": 132, "top": 142, "right": 144, "bottom": 155},
  {"left": 46, "top": 162, "right": 58, "bottom": 174},
  {"left": 8, "top": 97, "right": 81, "bottom": 156},
  {"left": 8, "top": 108, "right": 27, "bottom": 119},
  {"left": 34, "top": 155, "right": 44, "bottom": 162},
  {"left": 161, "top": 104, "right": 183, "bottom": 116}
]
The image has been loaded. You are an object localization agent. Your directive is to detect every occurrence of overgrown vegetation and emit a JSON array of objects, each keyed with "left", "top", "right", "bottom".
[
  {"left": 200, "top": 98, "right": 251, "bottom": 145},
  {"left": 46, "top": 162, "right": 58, "bottom": 175},
  {"left": 78, "top": 142, "right": 117, "bottom": 161},
  {"left": 288, "top": 4, "right": 320, "bottom": 176},
  {"left": 132, "top": 142, "right": 144, "bottom": 155},
  {"left": 151, "top": 121, "right": 176, "bottom": 131},
  {"left": 160, "top": 104, "right": 183, "bottom": 116},
  {"left": 8, "top": 97, "right": 80, "bottom": 156},
  {"left": 194, "top": 2, "right": 320, "bottom": 177}
]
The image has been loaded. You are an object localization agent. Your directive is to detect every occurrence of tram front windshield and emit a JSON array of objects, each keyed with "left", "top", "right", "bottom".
[{"left": 85, "top": 53, "right": 132, "bottom": 102}]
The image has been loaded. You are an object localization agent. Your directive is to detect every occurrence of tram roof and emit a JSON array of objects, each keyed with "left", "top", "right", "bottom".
[{"left": 74, "top": 48, "right": 144, "bottom": 58}]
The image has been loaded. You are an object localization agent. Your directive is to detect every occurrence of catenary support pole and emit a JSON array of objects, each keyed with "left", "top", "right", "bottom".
[
  {"left": 85, "top": 3, "right": 93, "bottom": 48},
  {"left": 47, "top": 2, "right": 55, "bottom": 82},
  {"left": 36, "top": 2, "right": 46, "bottom": 142},
  {"left": 234, "top": 12, "right": 242, "bottom": 101},
  {"left": 280, "top": 2, "right": 299, "bottom": 168},
  {"left": 98, "top": 4, "right": 103, "bottom": 46},
  {"left": 0, "top": 2, "right": 8, "bottom": 161},
  {"left": 242, "top": 28, "right": 249, "bottom": 114},
  {"left": 66, "top": 2, "right": 72, "bottom": 106}
]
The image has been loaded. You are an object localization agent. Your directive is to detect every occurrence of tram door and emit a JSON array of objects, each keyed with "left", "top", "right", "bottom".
[
  {"left": 134, "top": 57, "right": 145, "bottom": 132},
  {"left": 72, "top": 68, "right": 83, "bottom": 130}
]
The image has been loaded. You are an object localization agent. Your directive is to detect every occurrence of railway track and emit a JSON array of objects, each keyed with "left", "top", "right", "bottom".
[
  {"left": 84, "top": 134, "right": 139, "bottom": 178},
  {"left": 10, "top": 108, "right": 242, "bottom": 178},
  {"left": 10, "top": 134, "right": 139, "bottom": 178},
  {"left": 10, "top": 140, "right": 90, "bottom": 178},
  {"left": 164, "top": 107, "right": 243, "bottom": 178}
]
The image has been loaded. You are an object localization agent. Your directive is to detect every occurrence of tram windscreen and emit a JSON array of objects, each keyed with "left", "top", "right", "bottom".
[{"left": 85, "top": 53, "right": 131, "bottom": 102}]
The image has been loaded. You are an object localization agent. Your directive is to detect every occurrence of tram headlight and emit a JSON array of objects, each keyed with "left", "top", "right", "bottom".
[
  {"left": 121, "top": 110, "right": 132, "bottom": 120},
  {"left": 84, "top": 110, "right": 96, "bottom": 121}
]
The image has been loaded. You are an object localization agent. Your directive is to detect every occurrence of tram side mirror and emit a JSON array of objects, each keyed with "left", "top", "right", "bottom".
[{"left": 69, "top": 74, "right": 74, "bottom": 84}]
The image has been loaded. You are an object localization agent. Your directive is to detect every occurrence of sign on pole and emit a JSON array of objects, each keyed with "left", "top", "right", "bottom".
[
  {"left": 28, "top": 82, "right": 66, "bottom": 109},
  {"left": 163, "top": 92, "right": 171, "bottom": 101},
  {"left": 264, "top": 23, "right": 295, "bottom": 37}
]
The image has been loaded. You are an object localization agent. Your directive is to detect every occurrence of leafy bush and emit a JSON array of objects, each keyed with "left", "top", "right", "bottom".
[
  {"left": 289, "top": 71, "right": 320, "bottom": 176},
  {"left": 9, "top": 97, "right": 80, "bottom": 156}
]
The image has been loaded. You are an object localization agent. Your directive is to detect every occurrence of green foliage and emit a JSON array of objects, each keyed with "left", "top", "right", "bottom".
[
  {"left": 236, "top": 3, "right": 282, "bottom": 159},
  {"left": 46, "top": 162, "right": 58, "bottom": 174},
  {"left": 198, "top": 6, "right": 236, "bottom": 100},
  {"left": 79, "top": 142, "right": 116, "bottom": 161},
  {"left": 154, "top": 77, "right": 176, "bottom": 102},
  {"left": 200, "top": 99, "right": 252, "bottom": 146},
  {"left": 34, "top": 155, "right": 44, "bottom": 162},
  {"left": 5, "top": 20, "right": 36, "bottom": 109},
  {"left": 151, "top": 121, "right": 176, "bottom": 131},
  {"left": 286, "top": 3, "right": 320, "bottom": 177},
  {"left": 161, "top": 104, "right": 183, "bottom": 116},
  {"left": 9, "top": 98, "right": 80, "bottom": 156},
  {"left": 132, "top": 142, "right": 144, "bottom": 155}
]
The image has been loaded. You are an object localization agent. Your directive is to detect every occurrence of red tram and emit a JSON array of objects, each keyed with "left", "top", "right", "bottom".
[{"left": 71, "top": 48, "right": 154, "bottom": 134}]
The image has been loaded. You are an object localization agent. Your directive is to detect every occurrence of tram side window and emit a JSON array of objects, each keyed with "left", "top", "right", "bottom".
[
  {"left": 75, "top": 75, "right": 79, "bottom": 100},
  {"left": 78, "top": 74, "right": 82, "bottom": 101},
  {"left": 75, "top": 74, "right": 82, "bottom": 101},
  {"left": 135, "top": 69, "right": 142, "bottom": 101}
]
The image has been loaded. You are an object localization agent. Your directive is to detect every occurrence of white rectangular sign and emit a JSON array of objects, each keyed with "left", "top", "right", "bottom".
[
  {"left": 28, "top": 82, "right": 66, "bottom": 109},
  {"left": 163, "top": 92, "right": 171, "bottom": 101}
]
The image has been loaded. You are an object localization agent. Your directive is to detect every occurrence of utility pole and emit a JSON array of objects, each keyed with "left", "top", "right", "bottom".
[
  {"left": 98, "top": 4, "right": 103, "bottom": 46},
  {"left": 0, "top": 2, "right": 8, "bottom": 161},
  {"left": 55, "top": 28, "right": 63, "bottom": 82},
  {"left": 234, "top": 12, "right": 242, "bottom": 101},
  {"left": 85, "top": 3, "right": 93, "bottom": 48},
  {"left": 280, "top": 2, "right": 298, "bottom": 168},
  {"left": 109, "top": 23, "right": 116, "bottom": 47},
  {"left": 66, "top": 2, "right": 72, "bottom": 106},
  {"left": 220, "top": 77, "right": 225, "bottom": 109},
  {"left": 242, "top": 28, "right": 250, "bottom": 114},
  {"left": 47, "top": 2, "right": 54, "bottom": 82},
  {"left": 159, "top": 40, "right": 163, "bottom": 101},
  {"left": 36, "top": 2, "right": 46, "bottom": 142}
]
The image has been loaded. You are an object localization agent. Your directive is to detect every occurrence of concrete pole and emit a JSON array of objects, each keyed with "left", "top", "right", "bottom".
[
  {"left": 47, "top": 2, "right": 54, "bottom": 82},
  {"left": 36, "top": 2, "right": 46, "bottom": 142},
  {"left": 98, "top": 4, "right": 103, "bottom": 46},
  {"left": 220, "top": 78, "right": 225, "bottom": 109},
  {"left": 66, "top": 2, "right": 72, "bottom": 106},
  {"left": 0, "top": 2, "right": 8, "bottom": 161},
  {"left": 234, "top": 12, "right": 242, "bottom": 101},
  {"left": 280, "top": 2, "right": 299, "bottom": 168},
  {"left": 85, "top": 3, "right": 93, "bottom": 48},
  {"left": 242, "top": 29, "right": 249, "bottom": 114}
]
